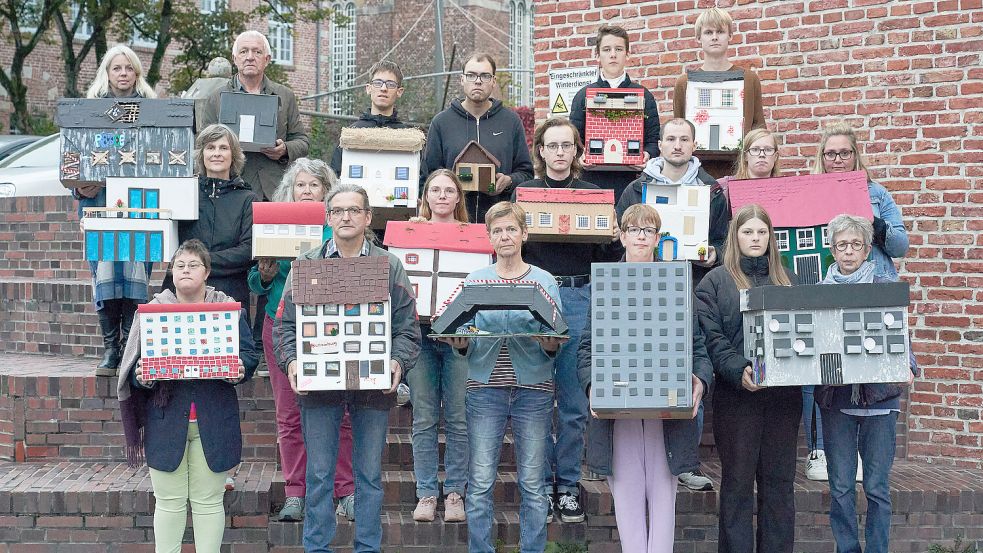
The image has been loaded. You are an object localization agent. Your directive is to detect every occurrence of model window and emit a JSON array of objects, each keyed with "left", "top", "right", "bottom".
[
  {"left": 627, "top": 140, "right": 641, "bottom": 155},
  {"left": 774, "top": 230, "right": 790, "bottom": 251},
  {"left": 264, "top": 224, "right": 275, "bottom": 235},
  {"left": 821, "top": 225, "right": 830, "bottom": 247},
  {"left": 721, "top": 89, "right": 735, "bottom": 107},
  {"left": 588, "top": 139, "right": 604, "bottom": 155},
  {"left": 278, "top": 225, "right": 290, "bottom": 235},
  {"left": 349, "top": 165, "right": 363, "bottom": 179},
  {"left": 576, "top": 215, "right": 590, "bottom": 229},
  {"left": 654, "top": 196, "right": 669, "bottom": 204},
  {"left": 395, "top": 167, "right": 409, "bottom": 180},
  {"left": 295, "top": 226, "right": 306, "bottom": 236},
  {"left": 525, "top": 212, "right": 533, "bottom": 227},
  {"left": 458, "top": 166, "right": 473, "bottom": 181},
  {"left": 796, "top": 228, "right": 815, "bottom": 250},
  {"left": 698, "top": 88, "right": 711, "bottom": 107},
  {"left": 539, "top": 212, "right": 553, "bottom": 228},
  {"left": 596, "top": 215, "right": 610, "bottom": 230}
]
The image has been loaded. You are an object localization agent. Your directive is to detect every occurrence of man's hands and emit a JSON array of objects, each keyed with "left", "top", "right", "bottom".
[
  {"left": 437, "top": 336, "right": 470, "bottom": 351},
  {"left": 494, "top": 173, "right": 512, "bottom": 194},
  {"left": 532, "top": 335, "right": 568, "bottom": 353},
  {"left": 287, "top": 360, "right": 307, "bottom": 395},
  {"left": 386, "top": 360, "right": 403, "bottom": 395},
  {"left": 691, "top": 374, "right": 704, "bottom": 418},
  {"left": 288, "top": 359, "right": 404, "bottom": 396},
  {"left": 260, "top": 139, "right": 287, "bottom": 161},
  {"left": 258, "top": 258, "right": 279, "bottom": 283},
  {"left": 224, "top": 361, "right": 246, "bottom": 384},
  {"left": 741, "top": 365, "right": 762, "bottom": 392}
]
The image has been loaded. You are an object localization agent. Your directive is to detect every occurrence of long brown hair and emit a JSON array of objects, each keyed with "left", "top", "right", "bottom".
[
  {"left": 419, "top": 169, "right": 470, "bottom": 223},
  {"left": 723, "top": 204, "right": 792, "bottom": 289},
  {"left": 532, "top": 117, "right": 584, "bottom": 179},
  {"left": 734, "top": 128, "right": 782, "bottom": 179}
]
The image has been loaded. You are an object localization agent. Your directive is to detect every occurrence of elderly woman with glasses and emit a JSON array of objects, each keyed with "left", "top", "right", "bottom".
[{"left": 816, "top": 214, "right": 916, "bottom": 553}]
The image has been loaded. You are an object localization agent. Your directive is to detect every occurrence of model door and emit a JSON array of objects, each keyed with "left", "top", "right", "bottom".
[
  {"left": 478, "top": 166, "right": 493, "bottom": 187},
  {"left": 603, "top": 139, "right": 624, "bottom": 164},
  {"left": 709, "top": 125, "right": 720, "bottom": 150},
  {"left": 794, "top": 254, "right": 821, "bottom": 285}
]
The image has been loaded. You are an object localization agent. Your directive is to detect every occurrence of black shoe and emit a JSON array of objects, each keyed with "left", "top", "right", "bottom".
[
  {"left": 96, "top": 347, "right": 121, "bottom": 373},
  {"left": 556, "top": 491, "right": 585, "bottom": 523},
  {"left": 546, "top": 494, "right": 555, "bottom": 523}
]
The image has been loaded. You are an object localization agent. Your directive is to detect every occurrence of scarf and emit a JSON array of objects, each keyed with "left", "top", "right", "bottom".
[{"left": 822, "top": 260, "right": 875, "bottom": 285}]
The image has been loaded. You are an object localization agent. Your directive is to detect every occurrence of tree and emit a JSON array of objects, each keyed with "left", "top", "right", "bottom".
[
  {"left": 0, "top": 0, "right": 68, "bottom": 132},
  {"left": 52, "top": 0, "right": 121, "bottom": 98}
]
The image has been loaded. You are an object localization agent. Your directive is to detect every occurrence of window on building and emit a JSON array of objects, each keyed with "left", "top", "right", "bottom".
[
  {"left": 269, "top": 0, "right": 294, "bottom": 65},
  {"left": 576, "top": 215, "right": 590, "bottom": 229},
  {"left": 539, "top": 212, "right": 553, "bottom": 227},
  {"left": 775, "top": 230, "right": 789, "bottom": 251},
  {"left": 395, "top": 167, "right": 409, "bottom": 180},
  {"left": 596, "top": 215, "right": 610, "bottom": 229},
  {"left": 69, "top": 2, "right": 94, "bottom": 38},
  {"left": 200, "top": 0, "right": 220, "bottom": 12},
  {"left": 821, "top": 225, "right": 830, "bottom": 247},
  {"left": 508, "top": 1, "right": 534, "bottom": 106},
  {"left": 525, "top": 212, "right": 533, "bottom": 227},
  {"left": 349, "top": 165, "right": 363, "bottom": 179},
  {"left": 796, "top": 228, "right": 815, "bottom": 250},
  {"left": 721, "top": 89, "right": 735, "bottom": 108},
  {"left": 698, "top": 88, "right": 711, "bottom": 107},
  {"left": 330, "top": 2, "right": 357, "bottom": 115}
]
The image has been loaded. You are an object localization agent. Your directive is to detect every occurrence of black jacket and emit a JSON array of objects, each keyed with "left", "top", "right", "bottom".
[
  {"left": 422, "top": 98, "right": 534, "bottom": 222},
  {"left": 695, "top": 256, "right": 800, "bottom": 413},
  {"left": 174, "top": 176, "right": 258, "bottom": 312},
  {"left": 329, "top": 110, "right": 412, "bottom": 176}
]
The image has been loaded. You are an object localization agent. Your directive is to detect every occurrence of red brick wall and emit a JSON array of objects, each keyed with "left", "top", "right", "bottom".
[{"left": 535, "top": 0, "right": 983, "bottom": 468}]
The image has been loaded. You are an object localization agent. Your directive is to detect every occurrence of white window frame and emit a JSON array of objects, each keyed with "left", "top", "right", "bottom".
[
  {"left": 575, "top": 215, "right": 590, "bottom": 230},
  {"left": 200, "top": 0, "right": 221, "bottom": 12},
  {"left": 775, "top": 230, "right": 790, "bottom": 251},
  {"left": 698, "top": 88, "right": 711, "bottom": 107},
  {"left": 821, "top": 225, "right": 830, "bottom": 247},
  {"left": 507, "top": 1, "right": 534, "bottom": 106},
  {"left": 268, "top": 0, "right": 293, "bottom": 65},
  {"left": 721, "top": 89, "right": 735, "bottom": 108},
  {"left": 69, "top": 2, "right": 94, "bottom": 39},
  {"left": 330, "top": 2, "right": 357, "bottom": 115},
  {"left": 796, "top": 228, "right": 815, "bottom": 250},
  {"left": 596, "top": 215, "right": 610, "bottom": 230},
  {"left": 538, "top": 212, "right": 553, "bottom": 228}
]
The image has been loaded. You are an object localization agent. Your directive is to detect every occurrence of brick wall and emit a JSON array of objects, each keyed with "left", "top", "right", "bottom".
[{"left": 534, "top": 0, "right": 983, "bottom": 468}]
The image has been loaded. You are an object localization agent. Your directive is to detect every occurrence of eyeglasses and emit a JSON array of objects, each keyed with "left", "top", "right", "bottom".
[
  {"left": 544, "top": 142, "right": 576, "bottom": 152},
  {"left": 823, "top": 150, "right": 855, "bottom": 161},
  {"left": 833, "top": 240, "right": 866, "bottom": 252},
  {"left": 328, "top": 207, "right": 365, "bottom": 218},
  {"left": 463, "top": 72, "right": 494, "bottom": 83},
  {"left": 173, "top": 261, "right": 205, "bottom": 271},
  {"left": 746, "top": 146, "right": 777, "bottom": 157},
  {"left": 625, "top": 226, "right": 659, "bottom": 237},
  {"left": 369, "top": 79, "right": 400, "bottom": 90}
]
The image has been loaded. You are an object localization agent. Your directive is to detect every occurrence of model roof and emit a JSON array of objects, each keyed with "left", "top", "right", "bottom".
[
  {"left": 383, "top": 221, "right": 494, "bottom": 254},
  {"left": 253, "top": 201, "right": 326, "bottom": 225},
  {"left": 452, "top": 140, "right": 501, "bottom": 168},
  {"left": 727, "top": 170, "right": 873, "bottom": 228},
  {"left": 138, "top": 302, "right": 241, "bottom": 313},
  {"left": 742, "top": 282, "right": 909, "bottom": 311},
  {"left": 292, "top": 257, "right": 389, "bottom": 305},
  {"left": 56, "top": 98, "right": 195, "bottom": 128},
  {"left": 515, "top": 187, "right": 615, "bottom": 205},
  {"left": 339, "top": 126, "right": 426, "bottom": 152}
]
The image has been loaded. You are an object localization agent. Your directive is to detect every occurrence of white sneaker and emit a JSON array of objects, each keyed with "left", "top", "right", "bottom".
[
  {"left": 856, "top": 453, "right": 864, "bottom": 482},
  {"left": 805, "top": 450, "right": 828, "bottom": 481}
]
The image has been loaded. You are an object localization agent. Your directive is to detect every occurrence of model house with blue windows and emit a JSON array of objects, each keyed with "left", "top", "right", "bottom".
[
  {"left": 138, "top": 302, "right": 242, "bottom": 381},
  {"left": 641, "top": 182, "right": 711, "bottom": 261},
  {"left": 105, "top": 176, "right": 199, "bottom": 220},
  {"left": 338, "top": 127, "right": 425, "bottom": 227},
  {"left": 728, "top": 170, "right": 873, "bottom": 284},
  {"left": 84, "top": 216, "right": 178, "bottom": 263}
]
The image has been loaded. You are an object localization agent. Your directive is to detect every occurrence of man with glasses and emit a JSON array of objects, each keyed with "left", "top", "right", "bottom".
[
  {"left": 511, "top": 116, "right": 623, "bottom": 523},
  {"left": 422, "top": 53, "right": 533, "bottom": 223},
  {"left": 330, "top": 61, "right": 413, "bottom": 178}
]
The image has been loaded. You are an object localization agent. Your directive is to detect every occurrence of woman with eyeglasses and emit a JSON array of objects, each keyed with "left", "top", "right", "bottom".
[
  {"left": 512, "top": 116, "right": 623, "bottom": 523},
  {"left": 812, "top": 122, "right": 909, "bottom": 282},
  {"left": 577, "top": 203, "right": 712, "bottom": 552},
  {"left": 117, "top": 239, "right": 260, "bottom": 553}
]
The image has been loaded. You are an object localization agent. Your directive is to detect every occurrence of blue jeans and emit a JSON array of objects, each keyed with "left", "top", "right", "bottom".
[
  {"left": 802, "top": 386, "right": 825, "bottom": 450},
  {"left": 407, "top": 335, "right": 469, "bottom": 498},
  {"left": 544, "top": 285, "right": 590, "bottom": 494},
  {"left": 301, "top": 401, "right": 389, "bottom": 553},
  {"left": 467, "top": 386, "right": 552, "bottom": 553},
  {"left": 821, "top": 407, "right": 898, "bottom": 553}
]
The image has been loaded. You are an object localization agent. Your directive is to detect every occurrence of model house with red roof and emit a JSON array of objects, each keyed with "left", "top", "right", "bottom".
[
  {"left": 641, "top": 182, "right": 711, "bottom": 261},
  {"left": 453, "top": 141, "right": 501, "bottom": 194},
  {"left": 138, "top": 302, "right": 241, "bottom": 381},
  {"left": 383, "top": 221, "right": 494, "bottom": 322},
  {"left": 584, "top": 88, "right": 645, "bottom": 167},
  {"left": 728, "top": 170, "right": 873, "bottom": 284},
  {"left": 339, "top": 127, "right": 425, "bottom": 227},
  {"left": 252, "top": 202, "right": 326, "bottom": 259},
  {"left": 684, "top": 70, "right": 745, "bottom": 151},
  {"left": 514, "top": 188, "right": 615, "bottom": 243}
]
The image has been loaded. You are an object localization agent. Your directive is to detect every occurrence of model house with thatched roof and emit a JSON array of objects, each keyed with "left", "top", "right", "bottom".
[{"left": 339, "top": 127, "right": 426, "bottom": 226}]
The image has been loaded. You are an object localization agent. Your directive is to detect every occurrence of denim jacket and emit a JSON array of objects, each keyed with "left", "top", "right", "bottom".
[
  {"left": 452, "top": 265, "right": 562, "bottom": 386},
  {"left": 867, "top": 179, "right": 909, "bottom": 281}
]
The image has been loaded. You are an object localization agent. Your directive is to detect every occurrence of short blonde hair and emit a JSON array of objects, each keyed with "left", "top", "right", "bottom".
[
  {"left": 812, "top": 121, "right": 870, "bottom": 179},
  {"left": 695, "top": 7, "right": 733, "bottom": 36},
  {"left": 620, "top": 204, "right": 662, "bottom": 231},
  {"left": 194, "top": 124, "right": 246, "bottom": 178},
  {"left": 484, "top": 201, "right": 527, "bottom": 233}
]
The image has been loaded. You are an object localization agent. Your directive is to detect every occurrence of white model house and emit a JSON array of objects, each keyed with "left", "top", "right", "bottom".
[
  {"left": 83, "top": 214, "right": 179, "bottom": 263},
  {"left": 252, "top": 202, "right": 326, "bottom": 259},
  {"left": 105, "top": 176, "right": 199, "bottom": 220},
  {"left": 641, "top": 182, "right": 711, "bottom": 262},
  {"left": 684, "top": 71, "right": 745, "bottom": 151},
  {"left": 338, "top": 127, "right": 425, "bottom": 224},
  {"left": 138, "top": 302, "right": 242, "bottom": 381}
]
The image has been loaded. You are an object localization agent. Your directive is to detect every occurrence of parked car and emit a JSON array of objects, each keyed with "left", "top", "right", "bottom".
[
  {"left": 0, "top": 135, "right": 41, "bottom": 163},
  {"left": 0, "top": 134, "right": 70, "bottom": 197}
]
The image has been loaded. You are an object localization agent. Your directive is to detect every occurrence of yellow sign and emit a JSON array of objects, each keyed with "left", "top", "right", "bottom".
[{"left": 551, "top": 94, "right": 568, "bottom": 114}]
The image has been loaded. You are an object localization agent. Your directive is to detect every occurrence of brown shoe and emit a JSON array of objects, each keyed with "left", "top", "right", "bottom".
[
  {"left": 443, "top": 492, "right": 466, "bottom": 522},
  {"left": 413, "top": 496, "right": 437, "bottom": 522}
]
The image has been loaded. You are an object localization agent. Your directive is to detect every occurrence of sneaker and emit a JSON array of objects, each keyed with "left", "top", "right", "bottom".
[
  {"left": 396, "top": 382, "right": 411, "bottom": 407},
  {"left": 335, "top": 494, "right": 355, "bottom": 521},
  {"left": 557, "top": 491, "right": 585, "bottom": 523},
  {"left": 444, "top": 492, "right": 466, "bottom": 522},
  {"left": 856, "top": 454, "right": 864, "bottom": 483},
  {"left": 806, "top": 450, "right": 829, "bottom": 481},
  {"left": 678, "top": 469, "right": 714, "bottom": 491},
  {"left": 224, "top": 476, "right": 235, "bottom": 491},
  {"left": 278, "top": 496, "right": 304, "bottom": 522},
  {"left": 546, "top": 494, "right": 555, "bottom": 523},
  {"left": 413, "top": 496, "right": 437, "bottom": 522}
]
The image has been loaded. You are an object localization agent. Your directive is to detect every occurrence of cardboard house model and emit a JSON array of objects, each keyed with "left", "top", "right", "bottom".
[
  {"left": 728, "top": 170, "right": 873, "bottom": 284},
  {"left": 252, "top": 202, "right": 325, "bottom": 259},
  {"left": 338, "top": 127, "right": 426, "bottom": 226},
  {"left": 685, "top": 70, "right": 745, "bottom": 151},
  {"left": 590, "top": 262, "right": 694, "bottom": 418},
  {"left": 138, "top": 302, "right": 242, "bottom": 381},
  {"left": 56, "top": 98, "right": 195, "bottom": 188},
  {"left": 453, "top": 141, "right": 501, "bottom": 195},
  {"left": 742, "top": 282, "right": 911, "bottom": 387},
  {"left": 584, "top": 88, "right": 645, "bottom": 167},
  {"left": 383, "top": 221, "right": 494, "bottom": 323},
  {"left": 105, "top": 176, "right": 199, "bottom": 221},
  {"left": 218, "top": 91, "right": 279, "bottom": 152},
  {"left": 515, "top": 188, "right": 616, "bottom": 243},
  {"left": 84, "top": 215, "right": 179, "bottom": 263},
  {"left": 430, "top": 280, "right": 568, "bottom": 336},
  {"left": 291, "top": 256, "right": 392, "bottom": 392},
  {"left": 641, "top": 182, "right": 711, "bottom": 261}
]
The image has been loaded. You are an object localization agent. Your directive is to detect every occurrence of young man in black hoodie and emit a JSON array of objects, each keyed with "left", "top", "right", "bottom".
[
  {"left": 569, "top": 25, "right": 661, "bottom": 200},
  {"left": 422, "top": 53, "right": 534, "bottom": 223},
  {"left": 329, "top": 60, "right": 411, "bottom": 176}
]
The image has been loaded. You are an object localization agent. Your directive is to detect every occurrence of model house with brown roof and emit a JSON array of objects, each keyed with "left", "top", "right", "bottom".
[
  {"left": 453, "top": 141, "right": 501, "bottom": 194},
  {"left": 252, "top": 202, "right": 326, "bottom": 259},
  {"left": 291, "top": 256, "right": 392, "bottom": 391},
  {"left": 515, "top": 188, "right": 615, "bottom": 243},
  {"left": 339, "top": 127, "right": 426, "bottom": 226}
]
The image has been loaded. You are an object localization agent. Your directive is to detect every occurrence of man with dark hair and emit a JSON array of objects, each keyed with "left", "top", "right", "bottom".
[
  {"left": 569, "top": 25, "right": 661, "bottom": 200},
  {"left": 422, "top": 52, "right": 534, "bottom": 223},
  {"left": 330, "top": 60, "right": 412, "bottom": 176}
]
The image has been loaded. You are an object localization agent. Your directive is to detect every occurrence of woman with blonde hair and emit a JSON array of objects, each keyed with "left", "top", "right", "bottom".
[
  {"left": 77, "top": 45, "right": 157, "bottom": 375},
  {"left": 732, "top": 128, "right": 782, "bottom": 180},
  {"left": 696, "top": 204, "right": 799, "bottom": 553}
]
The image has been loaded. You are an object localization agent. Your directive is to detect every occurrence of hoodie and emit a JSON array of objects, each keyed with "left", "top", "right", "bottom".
[
  {"left": 330, "top": 110, "right": 412, "bottom": 176},
  {"left": 422, "top": 98, "right": 534, "bottom": 222}
]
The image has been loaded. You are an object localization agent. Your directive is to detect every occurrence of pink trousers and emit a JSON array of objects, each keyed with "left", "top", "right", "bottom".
[
  {"left": 264, "top": 315, "right": 354, "bottom": 499},
  {"left": 607, "top": 418, "right": 677, "bottom": 553}
]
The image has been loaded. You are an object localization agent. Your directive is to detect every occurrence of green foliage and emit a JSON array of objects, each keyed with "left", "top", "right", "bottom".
[
  {"left": 588, "top": 108, "right": 645, "bottom": 122},
  {"left": 166, "top": 2, "right": 252, "bottom": 94},
  {"left": 308, "top": 116, "right": 343, "bottom": 165},
  {"left": 928, "top": 537, "right": 980, "bottom": 553},
  {"left": 27, "top": 110, "right": 59, "bottom": 136}
]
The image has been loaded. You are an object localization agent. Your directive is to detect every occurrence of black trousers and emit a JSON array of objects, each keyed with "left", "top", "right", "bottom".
[
  {"left": 97, "top": 298, "right": 137, "bottom": 348},
  {"left": 713, "top": 386, "right": 802, "bottom": 553}
]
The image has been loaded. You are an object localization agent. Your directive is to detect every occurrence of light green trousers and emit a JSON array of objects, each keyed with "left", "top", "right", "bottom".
[{"left": 148, "top": 422, "right": 227, "bottom": 553}]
